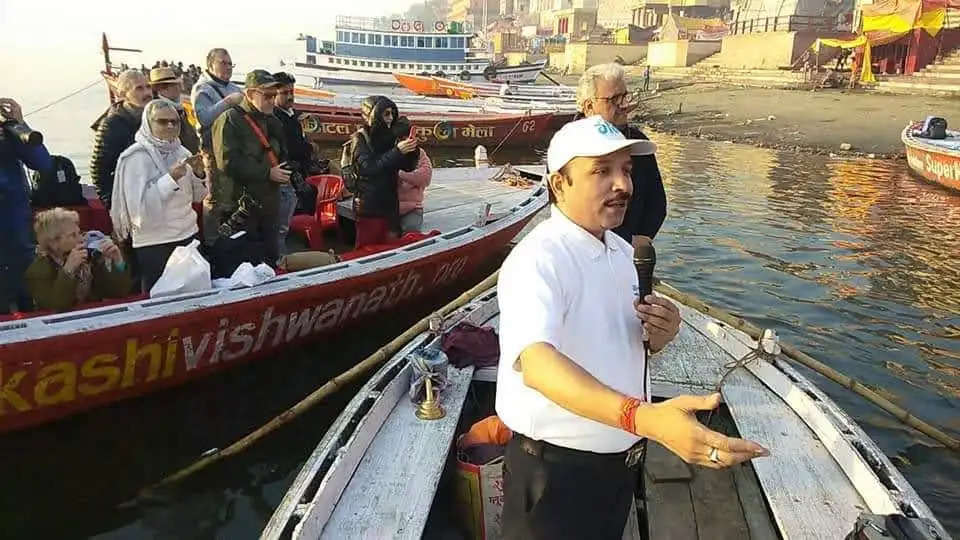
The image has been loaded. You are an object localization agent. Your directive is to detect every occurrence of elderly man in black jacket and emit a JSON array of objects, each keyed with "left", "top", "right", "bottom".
[
  {"left": 348, "top": 96, "right": 419, "bottom": 248},
  {"left": 575, "top": 63, "right": 667, "bottom": 241},
  {"left": 90, "top": 69, "right": 153, "bottom": 209}
]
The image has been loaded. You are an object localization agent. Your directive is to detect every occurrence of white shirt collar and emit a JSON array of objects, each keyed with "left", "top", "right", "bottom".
[{"left": 549, "top": 205, "right": 620, "bottom": 260}]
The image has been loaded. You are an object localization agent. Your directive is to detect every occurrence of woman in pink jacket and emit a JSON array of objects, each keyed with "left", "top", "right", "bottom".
[{"left": 397, "top": 148, "right": 432, "bottom": 233}]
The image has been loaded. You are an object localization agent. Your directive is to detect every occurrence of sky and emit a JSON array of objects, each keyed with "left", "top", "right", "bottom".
[{"left": 1, "top": 0, "right": 428, "bottom": 106}]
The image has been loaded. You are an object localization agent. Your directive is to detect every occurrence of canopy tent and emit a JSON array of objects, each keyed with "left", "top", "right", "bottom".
[{"left": 812, "top": 0, "right": 956, "bottom": 82}]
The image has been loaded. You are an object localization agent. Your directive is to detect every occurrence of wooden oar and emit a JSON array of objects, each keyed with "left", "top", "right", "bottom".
[
  {"left": 654, "top": 280, "right": 960, "bottom": 453},
  {"left": 128, "top": 270, "right": 501, "bottom": 503}
]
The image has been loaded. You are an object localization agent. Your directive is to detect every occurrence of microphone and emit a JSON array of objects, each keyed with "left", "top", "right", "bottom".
[{"left": 632, "top": 235, "right": 656, "bottom": 304}]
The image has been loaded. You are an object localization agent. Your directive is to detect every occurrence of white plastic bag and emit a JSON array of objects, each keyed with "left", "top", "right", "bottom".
[
  {"left": 211, "top": 262, "right": 276, "bottom": 289},
  {"left": 149, "top": 239, "right": 212, "bottom": 298}
]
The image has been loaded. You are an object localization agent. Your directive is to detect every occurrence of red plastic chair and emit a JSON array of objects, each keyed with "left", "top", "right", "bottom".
[{"left": 289, "top": 175, "right": 344, "bottom": 250}]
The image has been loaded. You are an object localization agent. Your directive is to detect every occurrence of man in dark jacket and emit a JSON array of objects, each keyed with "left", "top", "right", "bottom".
[
  {"left": 0, "top": 97, "right": 51, "bottom": 313},
  {"left": 349, "top": 96, "right": 419, "bottom": 247},
  {"left": 271, "top": 72, "right": 314, "bottom": 255},
  {"left": 90, "top": 69, "right": 153, "bottom": 209},
  {"left": 209, "top": 70, "right": 289, "bottom": 275},
  {"left": 575, "top": 63, "right": 667, "bottom": 241}
]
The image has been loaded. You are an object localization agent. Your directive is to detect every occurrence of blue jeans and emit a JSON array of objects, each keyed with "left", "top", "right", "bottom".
[{"left": 276, "top": 183, "right": 298, "bottom": 257}]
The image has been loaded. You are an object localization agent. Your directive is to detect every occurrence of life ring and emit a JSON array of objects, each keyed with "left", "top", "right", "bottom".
[
  {"left": 434, "top": 21, "right": 445, "bottom": 32},
  {"left": 445, "top": 88, "right": 454, "bottom": 96},
  {"left": 433, "top": 121, "right": 454, "bottom": 141},
  {"left": 483, "top": 65, "right": 497, "bottom": 81},
  {"left": 434, "top": 70, "right": 446, "bottom": 78},
  {"left": 459, "top": 70, "right": 471, "bottom": 81},
  {"left": 401, "top": 22, "right": 410, "bottom": 32},
  {"left": 419, "top": 71, "right": 430, "bottom": 77},
  {"left": 392, "top": 20, "right": 401, "bottom": 30},
  {"left": 413, "top": 20, "right": 424, "bottom": 32}
]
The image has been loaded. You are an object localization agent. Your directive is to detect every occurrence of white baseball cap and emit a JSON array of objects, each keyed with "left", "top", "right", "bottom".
[{"left": 547, "top": 116, "right": 657, "bottom": 173}]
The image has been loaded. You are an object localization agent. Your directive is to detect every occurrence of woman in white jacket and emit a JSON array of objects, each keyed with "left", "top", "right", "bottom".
[{"left": 111, "top": 99, "right": 207, "bottom": 292}]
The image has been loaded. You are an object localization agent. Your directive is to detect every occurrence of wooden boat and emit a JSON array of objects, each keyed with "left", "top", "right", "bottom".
[
  {"left": 0, "top": 167, "right": 547, "bottom": 433},
  {"left": 264, "top": 284, "right": 949, "bottom": 539},
  {"left": 392, "top": 72, "right": 477, "bottom": 99},
  {"left": 293, "top": 86, "right": 337, "bottom": 100},
  {"left": 903, "top": 122, "right": 960, "bottom": 192},
  {"left": 297, "top": 102, "right": 556, "bottom": 148}
]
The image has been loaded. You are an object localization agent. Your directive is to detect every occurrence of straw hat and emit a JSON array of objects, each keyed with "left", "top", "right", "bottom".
[{"left": 148, "top": 67, "right": 181, "bottom": 85}]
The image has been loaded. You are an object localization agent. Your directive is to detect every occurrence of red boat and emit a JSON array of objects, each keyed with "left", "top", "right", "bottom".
[
  {"left": 0, "top": 167, "right": 547, "bottom": 433},
  {"left": 902, "top": 122, "right": 960, "bottom": 193},
  {"left": 296, "top": 102, "right": 554, "bottom": 148}
]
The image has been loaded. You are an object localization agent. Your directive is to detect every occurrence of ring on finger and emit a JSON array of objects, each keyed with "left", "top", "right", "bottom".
[{"left": 708, "top": 447, "right": 721, "bottom": 463}]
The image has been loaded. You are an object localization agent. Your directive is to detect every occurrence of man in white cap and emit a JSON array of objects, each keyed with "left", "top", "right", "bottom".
[{"left": 496, "top": 116, "right": 769, "bottom": 539}]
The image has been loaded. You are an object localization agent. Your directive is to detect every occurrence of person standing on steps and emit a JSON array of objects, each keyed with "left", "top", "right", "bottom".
[
  {"left": 496, "top": 117, "right": 770, "bottom": 539},
  {"left": 575, "top": 62, "right": 667, "bottom": 241}
]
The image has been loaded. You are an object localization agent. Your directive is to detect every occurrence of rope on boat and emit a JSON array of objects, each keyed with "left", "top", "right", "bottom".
[
  {"left": 654, "top": 280, "right": 960, "bottom": 453},
  {"left": 23, "top": 79, "right": 102, "bottom": 118},
  {"left": 125, "top": 269, "right": 502, "bottom": 504},
  {"left": 705, "top": 331, "right": 781, "bottom": 428},
  {"left": 490, "top": 110, "right": 532, "bottom": 157}
]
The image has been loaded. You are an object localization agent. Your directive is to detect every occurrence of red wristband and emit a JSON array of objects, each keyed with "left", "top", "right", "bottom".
[{"left": 618, "top": 397, "right": 642, "bottom": 435}]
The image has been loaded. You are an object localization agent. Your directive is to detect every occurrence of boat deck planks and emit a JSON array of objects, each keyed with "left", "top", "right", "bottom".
[
  {"left": 652, "top": 299, "right": 868, "bottom": 539},
  {"left": 644, "top": 437, "right": 766, "bottom": 540},
  {"left": 320, "top": 365, "right": 476, "bottom": 539},
  {"left": 337, "top": 166, "right": 545, "bottom": 233}
]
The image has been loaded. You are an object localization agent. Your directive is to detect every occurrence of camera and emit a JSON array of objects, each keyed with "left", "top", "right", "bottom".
[
  {"left": 218, "top": 193, "right": 262, "bottom": 238},
  {"left": 1, "top": 121, "right": 43, "bottom": 146}
]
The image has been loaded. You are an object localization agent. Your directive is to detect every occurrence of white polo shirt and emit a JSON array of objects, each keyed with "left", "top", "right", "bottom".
[{"left": 495, "top": 207, "right": 648, "bottom": 454}]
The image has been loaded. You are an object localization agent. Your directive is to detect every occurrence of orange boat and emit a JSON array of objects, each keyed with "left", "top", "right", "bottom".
[
  {"left": 294, "top": 86, "right": 337, "bottom": 100},
  {"left": 393, "top": 73, "right": 475, "bottom": 99}
]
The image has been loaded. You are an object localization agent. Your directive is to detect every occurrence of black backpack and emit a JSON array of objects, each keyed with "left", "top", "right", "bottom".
[
  {"left": 340, "top": 129, "right": 371, "bottom": 194},
  {"left": 31, "top": 155, "right": 85, "bottom": 208},
  {"left": 920, "top": 116, "right": 948, "bottom": 140}
]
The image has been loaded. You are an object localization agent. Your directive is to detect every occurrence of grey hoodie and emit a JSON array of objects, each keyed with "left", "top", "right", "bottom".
[{"left": 190, "top": 71, "right": 242, "bottom": 150}]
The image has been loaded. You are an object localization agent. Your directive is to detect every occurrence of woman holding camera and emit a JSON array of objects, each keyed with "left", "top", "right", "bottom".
[
  {"left": 111, "top": 99, "right": 207, "bottom": 292},
  {"left": 25, "top": 208, "right": 132, "bottom": 312}
]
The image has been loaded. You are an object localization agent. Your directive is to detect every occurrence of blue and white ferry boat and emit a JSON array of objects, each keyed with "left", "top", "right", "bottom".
[{"left": 294, "top": 16, "right": 546, "bottom": 86}]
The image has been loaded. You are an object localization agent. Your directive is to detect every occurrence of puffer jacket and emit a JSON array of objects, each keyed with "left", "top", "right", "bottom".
[
  {"left": 90, "top": 101, "right": 141, "bottom": 209},
  {"left": 398, "top": 149, "right": 432, "bottom": 215},
  {"left": 350, "top": 96, "right": 417, "bottom": 221}
]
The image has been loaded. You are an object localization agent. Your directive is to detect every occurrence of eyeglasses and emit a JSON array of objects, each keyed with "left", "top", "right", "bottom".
[
  {"left": 215, "top": 60, "right": 236, "bottom": 67},
  {"left": 153, "top": 117, "right": 181, "bottom": 127},
  {"left": 255, "top": 90, "right": 278, "bottom": 99},
  {"left": 595, "top": 92, "right": 635, "bottom": 108}
]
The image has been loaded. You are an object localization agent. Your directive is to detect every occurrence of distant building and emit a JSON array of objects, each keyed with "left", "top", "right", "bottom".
[
  {"left": 448, "top": 0, "right": 500, "bottom": 27},
  {"left": 633, "top": 0, "right": 729, "bottom": 29},
  {"left": 597, "top": 0, "right": 637, "bottom": 29}
]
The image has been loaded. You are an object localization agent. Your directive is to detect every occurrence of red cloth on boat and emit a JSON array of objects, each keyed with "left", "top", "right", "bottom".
[
  {"left": 339, "top": 230, "right": 440, "bottom": 261},
  {"left": 355, "top": 217, "right": 391, "bottom": 248},
  {"left": 441, "top": 321, "right": 500, "bottom": 368}
]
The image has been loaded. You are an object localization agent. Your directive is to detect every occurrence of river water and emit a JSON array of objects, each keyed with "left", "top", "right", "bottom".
[{"left": 2, "top": 83, "right": 958, "bottom": 538}]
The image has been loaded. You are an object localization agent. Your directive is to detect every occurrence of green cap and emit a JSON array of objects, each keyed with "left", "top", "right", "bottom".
[{"left": 245, "top": 69, "right": 280, "bottom": 89}]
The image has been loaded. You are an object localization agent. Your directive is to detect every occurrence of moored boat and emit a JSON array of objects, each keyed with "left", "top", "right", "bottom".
[
  {"left": 394, "top": 72, "right": 576, "bottom": 102},
  {"left": 0, "top": 167, "right": 547, "bottom": 433},
  {"left": 297, "top": 102, "right": 555, "bottom": 148},
  {"left": 264, "top": 284, "right": 949, "bottom": 539},
  {"left": 903, "top": 122, "right": 960, "bottom": 193},
  {"left": 293, "top": 16, "right": 546, "bottom": 87}
]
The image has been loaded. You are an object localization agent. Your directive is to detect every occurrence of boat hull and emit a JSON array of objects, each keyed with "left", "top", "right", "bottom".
[
  {"left": 297, "top": 103, "right": 555, "bottom": 148},
  {"left": 294, "top": 60, "right": 546, "bottom": 86},
  {"left": 902, "top": 123, "right": 960, "bottom": 192},
  {"left": 0, "top": 210, "right": 539, "bottom": 433}
]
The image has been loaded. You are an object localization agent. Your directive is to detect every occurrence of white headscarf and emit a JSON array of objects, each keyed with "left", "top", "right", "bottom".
[{"left": 111, "top": 99, "right": 191, "bottom": 240}]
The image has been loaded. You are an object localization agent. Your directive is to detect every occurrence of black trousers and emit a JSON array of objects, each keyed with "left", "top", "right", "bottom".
[
  {"left": 135, "top": 235, "right": 197, "bottom": 293},
  {"left": 502, "top": 434, "right": 643, "bottom": 540}
]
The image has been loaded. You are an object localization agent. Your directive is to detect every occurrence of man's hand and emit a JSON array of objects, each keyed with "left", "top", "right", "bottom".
[
  {"left": 0, "top": 98, "right": 24, "bottom": 123},
  {"left": 270, "top": 164, "right": 292, "bottom": 184},
  {"left": 397, "top": 137, "right": 418, "bottom": 154},
  {"left": 225, "top": 92, "right": 244, "bottom": 106},
  {"left": 635, "top": 295, "right": 680, "bottom": 352},
  {"left": 641, "top": 393, "right": 769, "bottom": 469},
  {"left": 63, "top": 246, "right": 88, "bottom": 275}
]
